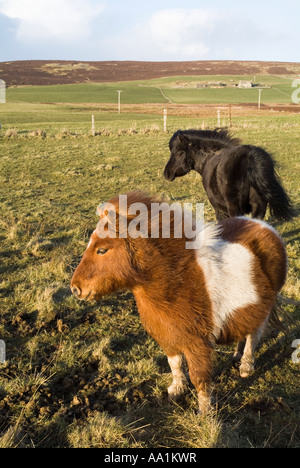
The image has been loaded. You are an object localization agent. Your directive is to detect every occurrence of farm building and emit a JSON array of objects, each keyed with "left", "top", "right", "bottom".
[
  {"left": 0, "top": 79, "right": 6, "bottom": 103},
  {"left": 238, "top": 80, "right": 253, "bottom": 88}
]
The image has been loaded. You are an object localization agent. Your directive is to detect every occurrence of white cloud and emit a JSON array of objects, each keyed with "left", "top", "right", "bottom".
[
  {"left": 107, "top": 7, "right": 276, "bottom": 62},
  {"left": 0, "top": 0, "right": 104, "bottom": 43},
  {"left": 126, "top": 8, "right": 226, "bottom": 60},
  {"left": 145, "top": 9, "right": 220, "bottom": 58}
]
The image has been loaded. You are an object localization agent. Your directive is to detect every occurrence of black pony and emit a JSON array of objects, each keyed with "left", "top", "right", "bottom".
[{"left": 164, "top": 129, "right": 293, "bottom": 221}]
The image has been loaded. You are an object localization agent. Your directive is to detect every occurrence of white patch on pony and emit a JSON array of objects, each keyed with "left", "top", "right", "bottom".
[
  {"left": 167, "top": 355, "right": 187, "bottom": 400},
  {"left": 196, "top": 224, "right": 258, "bottom": 337}
]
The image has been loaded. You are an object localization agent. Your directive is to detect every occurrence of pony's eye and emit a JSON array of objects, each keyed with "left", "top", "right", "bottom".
[{"left": 97, "top": 248, "right": 108, "bottom": 256}]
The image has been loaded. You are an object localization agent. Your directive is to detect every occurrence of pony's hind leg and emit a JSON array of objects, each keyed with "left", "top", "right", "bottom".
[
  {"left": 239, "top": 321, "right": 267, "bottom": 378},
  {"left": 215, "top": 209, "right": 229, "bottom": 222},
  {"left": 251, "top": 202, "right": 267, "bottom": 220},
  {"left": 167, "top": 355, "right": 187, "bottom": 401},
  {"left": 233, "top": 339, "right": 246, "bottom": 365},
  {"left": 250, "top": 188, "right": 267, "bottom": 219}
]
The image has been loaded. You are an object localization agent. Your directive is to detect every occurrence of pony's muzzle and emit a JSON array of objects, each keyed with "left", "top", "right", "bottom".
[
  {"left": 71, "top": 283, "right": 93, "bottom": 301},
  {"left": 164, "top": 168, "right": 175, "bottom": 182}
]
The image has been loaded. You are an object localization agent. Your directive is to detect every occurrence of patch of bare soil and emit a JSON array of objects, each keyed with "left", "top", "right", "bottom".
[{"left": 54, "top": 102, "right": 300, "bottom": 117}]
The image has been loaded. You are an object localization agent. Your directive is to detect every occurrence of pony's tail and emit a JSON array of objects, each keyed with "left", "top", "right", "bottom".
[{"left": 247, "top": 147, "right": 293, "bottom": 221}]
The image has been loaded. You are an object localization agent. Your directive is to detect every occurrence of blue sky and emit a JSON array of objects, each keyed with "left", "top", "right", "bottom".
[{"left": 0, "top": 0, "right": 299, "bottom": 62}]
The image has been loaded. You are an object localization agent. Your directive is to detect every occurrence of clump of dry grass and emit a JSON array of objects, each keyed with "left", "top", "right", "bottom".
[
  {"left": 0, "top": 426, "right": 22, "bottom": 448},
  {"left": 67, "top": 412, "right": 144, "bottom": 448},
  {"left": 34, "top": 283, "right": 69, "bottom": 324},
  {"left": 118, "top": 126, "right": 139, "bottom": 136},
  {"left": 168, "top": 408, "right": 223, "bottom": 448},
  {"left": 98, "top": 127, "right": 112, "bottom": 136},
  {"left": 55, "top": 128, "right": 72, "bottom": 139},
  {"left": 140, "top": 124, "right": 160, "bottom": 134},
  {"left": 5, "top": 128, "right": 18, "bottom": 138},
  {"left": 28, "top": 129, "right": 47, "bottom": 139},
  {"left": 97, "top": 163, "right": 115, "bottom": 171},
  {"left": 0, "top": 214, "right": 28, "bottom": 246}
]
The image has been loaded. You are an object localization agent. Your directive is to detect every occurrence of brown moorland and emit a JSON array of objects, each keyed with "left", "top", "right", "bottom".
[{"left": 1, "top": 60, "right": 300, "bottom": 86}]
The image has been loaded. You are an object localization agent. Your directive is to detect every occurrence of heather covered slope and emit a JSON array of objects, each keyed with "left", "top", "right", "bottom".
[{"left": 1, "top": 60, "right": 300, "bottom": 86}]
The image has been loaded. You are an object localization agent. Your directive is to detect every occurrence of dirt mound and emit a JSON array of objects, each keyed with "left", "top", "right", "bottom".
[{"left": 1, "top": 60, "right": 300, "bottom": 87}]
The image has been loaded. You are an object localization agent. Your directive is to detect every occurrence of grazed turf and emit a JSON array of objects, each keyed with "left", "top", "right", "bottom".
[{"left": 0, "top": 103, "right": 299, "bottom": 448}]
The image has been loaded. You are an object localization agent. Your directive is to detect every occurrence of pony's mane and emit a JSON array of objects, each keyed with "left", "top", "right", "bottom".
[
  {"left": 109, "top": 191, "right": 157, "bottom": 214},
  {"left": 96, "top": 191, "right": 222, "bottom": 251},
  {"left": 170, "top": 128, "right": 241, "bottom": 148}
]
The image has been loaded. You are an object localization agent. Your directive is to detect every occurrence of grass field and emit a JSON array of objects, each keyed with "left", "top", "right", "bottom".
[
  {"left": 0, "top": 99, "right": 299, "bottom": 448},
  {"left": 6, "top": 75, "right": 296, "bottom": 105}
]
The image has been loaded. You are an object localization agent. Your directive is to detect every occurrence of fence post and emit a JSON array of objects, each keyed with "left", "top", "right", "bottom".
[
  {"left": 117, "top": 90, "right": 123, "bottom": 114},
  {"left": 92, "top": 115, "right": 95, "bottom": 136},
  {"left": 217, "top": 110, "right": 221, "bottom": 127},
  {"left": 258, "top": 89, "right": 262, "bottom": 110},
  {"left": 164, "top": 109, "right": 167, "bottom": 133}
]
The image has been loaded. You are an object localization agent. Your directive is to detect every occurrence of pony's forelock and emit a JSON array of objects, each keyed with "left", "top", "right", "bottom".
[{"left": 96, "top": 192, "right": 188, "bottom": 241}]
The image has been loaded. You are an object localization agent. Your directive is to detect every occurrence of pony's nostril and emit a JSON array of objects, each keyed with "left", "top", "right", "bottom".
[
  {"left": 164, "top": 169, "right": 170, "bottom": 180},
  {"left": 71, "top": 285, "right": 81, "bottom": 298},
  {"left": 164, "top": 170, "right": 174, "bottom": 182}
]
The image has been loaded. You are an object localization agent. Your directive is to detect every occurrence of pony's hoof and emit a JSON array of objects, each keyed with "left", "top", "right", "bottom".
[
  {"left": 198, "top": 392, "right": 213, "bottom": 415},
  {"left": 239, "top": 362, "right": 254, "bottom": 378},
  {"left": 168, "top": 384, "right": 185, "bottom": 401},
  {"left": 198, "top": 401, "right": 213, "bottom": 415}
]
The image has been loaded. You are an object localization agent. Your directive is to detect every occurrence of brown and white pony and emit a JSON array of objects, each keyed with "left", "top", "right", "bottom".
[{"left": 71, "top": 192, "right": 287, "bottom": 413}]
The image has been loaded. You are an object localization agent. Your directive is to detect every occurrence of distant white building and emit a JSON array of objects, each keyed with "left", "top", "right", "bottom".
[
  {"left": 238, "top": 80, "right": 253, "bottom": 89},
  {"left": 0, "top": 79, "right": 6, "bottom": 103}
]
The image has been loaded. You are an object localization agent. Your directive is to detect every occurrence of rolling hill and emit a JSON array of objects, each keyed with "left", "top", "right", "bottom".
[{"left": 1, "top": 60, "right": 300, "bottom": 87}]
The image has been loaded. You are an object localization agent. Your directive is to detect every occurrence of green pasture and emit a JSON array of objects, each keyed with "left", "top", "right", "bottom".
[
  {"left": 7, "top": 82, "right": 166, "bottom": 104},
  {"left": 164, "top": 85, "right": 293, "bottom": 104},
  {"left": 6, "top": 75, "right": 296, "bottom": 105},
  {"left": 0, "top": 101, "right": 299, "bottom": 448},
  {"left": 0, "top": 102, "right": 165, "bottom": 135}
]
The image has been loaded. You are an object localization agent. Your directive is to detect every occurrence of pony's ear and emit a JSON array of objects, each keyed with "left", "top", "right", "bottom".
[{"left": 177, "top": 131, "right": 188, "bottom": 147}]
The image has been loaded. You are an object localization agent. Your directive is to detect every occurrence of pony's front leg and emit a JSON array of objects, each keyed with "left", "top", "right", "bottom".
[
  {"left": 184, "top": 344, "right": 213, "bottom": 414},
  {"left": 167, "top": 355, "right": 188, "bottom": 401}
]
